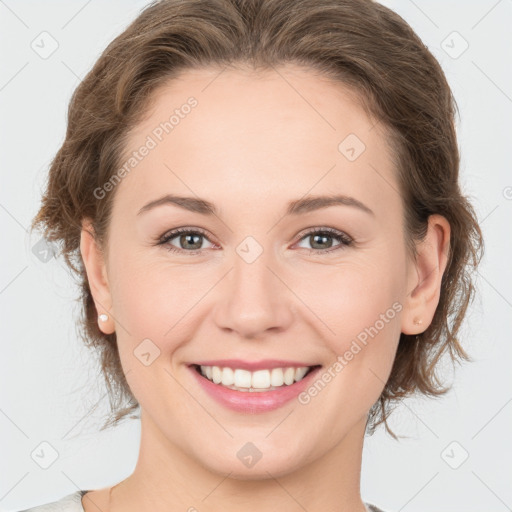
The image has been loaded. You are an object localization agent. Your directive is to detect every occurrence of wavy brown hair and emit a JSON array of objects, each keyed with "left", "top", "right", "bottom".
[{"left": 30, "top": 0, "right": 484, "bottom": 438}]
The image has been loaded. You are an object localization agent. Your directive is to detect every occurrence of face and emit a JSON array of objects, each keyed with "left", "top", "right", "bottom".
[{"left": 84, "top": 64, "right": 424, "bottom": 478}]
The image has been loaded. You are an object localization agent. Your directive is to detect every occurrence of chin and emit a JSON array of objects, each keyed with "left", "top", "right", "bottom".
[{"left": 202, "top": 456, "right": 303, "bottom": 481}]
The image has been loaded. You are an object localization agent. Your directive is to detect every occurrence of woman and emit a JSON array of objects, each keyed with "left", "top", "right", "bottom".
[{"left": 24, "top": 0, "right": 483, "bottom": 510}]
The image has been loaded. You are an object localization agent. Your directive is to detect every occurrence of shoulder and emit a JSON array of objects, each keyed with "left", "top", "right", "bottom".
[
  {"left": 365, "top": 503, "right": 389, "bottom": 512},
  {"left": 17, "top": 492, "right": 386, "bottom": 512},
  {"left": 16, "top": 490, "right": 88, "bottom": 512}
]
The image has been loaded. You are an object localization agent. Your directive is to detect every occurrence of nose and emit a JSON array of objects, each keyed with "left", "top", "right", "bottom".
[{"left": 213, "top": 250, "right": 295, "bottom": 339}]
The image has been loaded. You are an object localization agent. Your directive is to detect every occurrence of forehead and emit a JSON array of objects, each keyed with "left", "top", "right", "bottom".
[{"left": 114, "top": 64, "right": 399, "bottom": 219}]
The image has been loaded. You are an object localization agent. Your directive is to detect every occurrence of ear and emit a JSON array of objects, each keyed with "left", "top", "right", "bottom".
[
  {"left": 80, "top": 218, "right": 115, "bottom": 335},
  {"left": 401, "top": 214, "right": 451, "bottom": 335}
]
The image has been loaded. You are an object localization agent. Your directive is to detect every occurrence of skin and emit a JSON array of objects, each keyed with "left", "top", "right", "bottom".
[{"left": 79, "top": 64, "right": 450, "bottom": 512}]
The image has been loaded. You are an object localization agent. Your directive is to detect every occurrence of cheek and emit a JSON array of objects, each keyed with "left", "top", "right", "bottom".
[
  {"left": 293, "top": 262, "right": 404, "bottom": 422},
  {"left": 108, "top": 261, "right": 193, "bottom": 408},
  {"left": 310, "top": 254, "right": 404, "bottom": 370},
  {"left": 109, "top": 252, "right": 219, "bottom": 365},
  {"left": 109, "top": 241, "right": 189, "bottom": 326}
]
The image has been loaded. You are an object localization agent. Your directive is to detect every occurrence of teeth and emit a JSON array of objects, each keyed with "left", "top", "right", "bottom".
[
  {"left": 198, "top": 365, "right": 312, "bottom": 390},
  {"left": 270, "top": 368, "right": 284, "bottom": 387}
]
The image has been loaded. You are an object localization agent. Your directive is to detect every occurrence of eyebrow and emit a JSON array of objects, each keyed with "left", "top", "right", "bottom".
[{"left": 137, "top": 193, "right": 375, "bottom": 217}]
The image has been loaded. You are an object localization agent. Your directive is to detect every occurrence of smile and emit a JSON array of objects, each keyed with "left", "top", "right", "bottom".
[
  {"left": 194, "top": 364, "right": 318, "bottom": 391},
  {"left": 188, "top": 363, "right": 323, "bottom": 413}
]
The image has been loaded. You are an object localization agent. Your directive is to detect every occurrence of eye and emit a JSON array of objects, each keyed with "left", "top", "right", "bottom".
[
  {"left": 157, "top": 226, "right": 353, "bottom": 255},
  {"left": 295, "top": 227, "right": 353, "bottom": 254},
  {"left": 158, "top": 227, "right": 216, "bottom": 254}
]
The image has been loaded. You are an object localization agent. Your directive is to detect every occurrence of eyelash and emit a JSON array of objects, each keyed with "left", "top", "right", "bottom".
[{"left": 157, "top": 226, "right": 354, "bottom": 255}]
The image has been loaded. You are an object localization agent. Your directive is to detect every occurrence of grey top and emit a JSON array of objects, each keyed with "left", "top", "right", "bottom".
[{"left": 17, "top": 490, "right": 387, "bottom": 511}]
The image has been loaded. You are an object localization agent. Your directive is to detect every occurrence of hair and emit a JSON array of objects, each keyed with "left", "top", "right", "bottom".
[{"left": 30, "top": 0, "right": 484, "bottom": 438}]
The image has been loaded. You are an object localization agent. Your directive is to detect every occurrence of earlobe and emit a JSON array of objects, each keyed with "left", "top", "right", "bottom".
[
  {"left": 80, "top": 218, "right": 115, "bottom": 334},
  {"left": 401, "top": 214, "right": 451, "bottom": 335}
]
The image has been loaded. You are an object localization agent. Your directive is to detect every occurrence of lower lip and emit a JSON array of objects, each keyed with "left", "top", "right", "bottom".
[{"left": 188, "top": 365, "right": 322, "bottom": 413}]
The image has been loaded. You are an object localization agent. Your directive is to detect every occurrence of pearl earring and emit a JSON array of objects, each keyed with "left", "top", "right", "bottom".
[
  {"left": 413, "top": 318, "right": 423, "bottom": 325},
  {"left": 99, "top": 313, "right": 109, "bottom": 322}
]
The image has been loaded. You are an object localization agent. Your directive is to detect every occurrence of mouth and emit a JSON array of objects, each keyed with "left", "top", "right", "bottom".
[{"left": 190, "top": 363, "right": 322, "bottom": 392}]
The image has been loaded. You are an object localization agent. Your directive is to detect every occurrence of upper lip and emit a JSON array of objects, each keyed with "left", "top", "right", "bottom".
[{"left": 190, "top": 359, "right": 321, "bottom": 371}]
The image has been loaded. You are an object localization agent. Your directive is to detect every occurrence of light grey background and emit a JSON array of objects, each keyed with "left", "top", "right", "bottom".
[{"left": 1, "top": 1, "right": 511, "bottom": 511}]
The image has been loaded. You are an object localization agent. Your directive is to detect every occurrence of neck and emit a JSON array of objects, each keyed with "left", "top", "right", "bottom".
[{"left": 109, "top": 410, "right": 368, "bottom": 512}]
